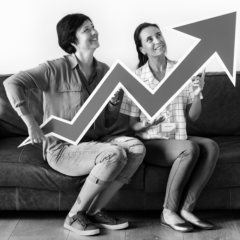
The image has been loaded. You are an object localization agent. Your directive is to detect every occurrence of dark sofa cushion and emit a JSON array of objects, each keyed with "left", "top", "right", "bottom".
[
  {"left": 0, "top": 137, "right": 86, "bottom": 191},
  {"left": 144, "top": 136, "right": 240, "bottom": 192},
  {"left": 0, "top": 137, "right": 145, "bottom": 191},
  {"left": 187, "top": 72, "right": 240, "bottom": 137},
  {"left": 0, "top": 75, "right": 43, "bottom": 138}
]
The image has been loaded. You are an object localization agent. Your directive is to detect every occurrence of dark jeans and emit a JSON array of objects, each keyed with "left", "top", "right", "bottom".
[{"left": 141, "top": 136, "right": 219, "bottom": 211}]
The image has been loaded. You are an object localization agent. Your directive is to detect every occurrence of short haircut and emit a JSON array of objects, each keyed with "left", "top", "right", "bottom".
[{"left": 57, "top": 13, "right": 92, "bottom": 54}]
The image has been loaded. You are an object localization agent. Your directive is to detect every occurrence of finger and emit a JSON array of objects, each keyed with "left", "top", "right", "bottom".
[
  {"left": 201, "top": 68, "right": 206, "bottom": 82},
  {"left": 193, "top": 79, "right": 199, "bottom": 83},
  {"left": 41, "top": 135, "right": 47, "bottom": 141},
  {"left": 31, "top": 138, "right": 35, "bottom": 145},
  {"left": 192, "top": 83, "right": 200, "bottom": 88}
]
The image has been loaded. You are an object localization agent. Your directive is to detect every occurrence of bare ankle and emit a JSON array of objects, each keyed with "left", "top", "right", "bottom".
[{"left": 163, "top": 208, "right": 176, "bottom": 216}]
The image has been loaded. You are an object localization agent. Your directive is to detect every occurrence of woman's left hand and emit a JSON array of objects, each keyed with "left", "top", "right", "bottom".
[
  {"left": 110, "top": 88, "right": 121, "bottom": 104},
  {"left": 192, "top": 68, "right": 206, "bottom": 96}
]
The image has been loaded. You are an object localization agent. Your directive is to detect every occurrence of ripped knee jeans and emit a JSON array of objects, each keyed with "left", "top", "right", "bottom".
[{"left": 46, "top": 136, "right": 146, "bottom": 187}]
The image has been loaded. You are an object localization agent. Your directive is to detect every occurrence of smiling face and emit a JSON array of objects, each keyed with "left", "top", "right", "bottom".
[
  {"left": 139, "top": 26, "right": 167, "bottom": 58},
  {"left": 72, "top": 20, "right": 99, "bottom": 52}
]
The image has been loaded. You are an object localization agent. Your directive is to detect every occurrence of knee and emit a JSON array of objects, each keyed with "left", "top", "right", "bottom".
[
  {"left": 127, "top": 138, "right": 146, "bottom": 167},
  {"left": 203, "top": 139, "right": 220, "bottom": 163},
  {"left": 206, "top": 139, "right": 219, "bottom": 155},
  {"left": 128, "top": 138, "right": 146, "bottom": 157},
  {"left": 97, "top": 145, "right": 127, "bottom": 166},
  {"left": 183, "top": 141, "right": 200, "bottom": 160}
]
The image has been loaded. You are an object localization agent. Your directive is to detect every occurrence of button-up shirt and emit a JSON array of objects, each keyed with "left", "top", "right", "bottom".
[
  {"left": 4, "top": 54, "right": 110, "bottom": 159},
  {"left": 120, "top": 59, "right": 203, "bottom": 140}
]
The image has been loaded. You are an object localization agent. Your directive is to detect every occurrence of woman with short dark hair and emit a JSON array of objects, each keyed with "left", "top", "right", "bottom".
[{"left": 4, "top": 13, "right": 146, "bottom": 236}]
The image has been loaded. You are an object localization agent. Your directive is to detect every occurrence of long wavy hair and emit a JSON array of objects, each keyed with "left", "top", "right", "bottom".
[{"left": 134, "top": 22, "right": 161, "bottom": 69}]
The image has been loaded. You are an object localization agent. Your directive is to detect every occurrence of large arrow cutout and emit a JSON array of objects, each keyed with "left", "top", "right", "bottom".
[{"left": 19, "top": 12, "right": 237, "bottom": 147}]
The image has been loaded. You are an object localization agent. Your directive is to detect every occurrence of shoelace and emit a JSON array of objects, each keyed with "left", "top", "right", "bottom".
[
  {"left": 99, "top": 210, "right": 116, "bottom": 222},
  {"left": 76, "top": 213, "right": 92, "bottom": 226}
]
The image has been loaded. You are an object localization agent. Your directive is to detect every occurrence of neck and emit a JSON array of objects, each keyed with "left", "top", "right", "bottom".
[
  {"left": 75, "top": 50, "right": 94, "bottom": 69},
  {"left": 148, "top": 55, "right": 167, "bottom": 73}
]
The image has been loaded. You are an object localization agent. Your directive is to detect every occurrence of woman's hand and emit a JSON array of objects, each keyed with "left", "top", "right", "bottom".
[
  {"left": 144, "top": 116, "right": 166, "bottom": 128},
  {"left": 21, "top": 114, "right": 46, "bottom": 144},
  {"left": 110, "top": 88, "right": 121, "bottom": 105},
  {"left": 28, "top": 122, "right": 46, "bottom": 144},
  {"left": 192, "top": 68, "right": 206, "bottom": 96}
]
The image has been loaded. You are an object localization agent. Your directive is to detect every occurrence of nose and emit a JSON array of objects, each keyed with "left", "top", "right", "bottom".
[
  {"left": 153, "top": 37, "right": 161, "bottom": 44},
  {"left": 91, "top": 28, "right": 97, "bottom": 36}
]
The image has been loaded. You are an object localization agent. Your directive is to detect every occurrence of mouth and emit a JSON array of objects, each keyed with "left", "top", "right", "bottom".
[
  {"left": 155, "top": 43, "right": 165, "bottom": 50},
  {"left": 91, "top": 36, "right": 98, "bottom": 42}
]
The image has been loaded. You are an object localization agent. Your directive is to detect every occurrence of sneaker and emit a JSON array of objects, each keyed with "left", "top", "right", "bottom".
[
  {"left": 64, "top": 211, "right": 100, "bottom": 236},
  {"left": 88, "top": 209, "right": 129, "bottom": 230}
]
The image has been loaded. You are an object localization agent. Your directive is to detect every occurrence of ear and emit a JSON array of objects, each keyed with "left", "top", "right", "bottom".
[{"left": 139, "top": 47, "right": 146, "bottom": 55}]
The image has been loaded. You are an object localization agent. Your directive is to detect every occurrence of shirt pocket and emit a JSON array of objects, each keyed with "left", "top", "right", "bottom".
[
  {"left": 58, "top": 84, "right": 82, "bottom": 92},
  {"left": 57, "top": 84, "right": 85, "bottom": 119}
]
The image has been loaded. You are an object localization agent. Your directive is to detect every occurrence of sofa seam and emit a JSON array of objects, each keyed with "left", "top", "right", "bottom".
[
  {"left": 230, "top": 188, "right": 232, "bottom": 210},
  {"left": 2, "top": 185, "right": 81, "bottom": 194},
  {"left": 59, "top": 191, "right": 61, "bottom": 211},
  {"left": 16, "top": 188, "right": 19, "bottom": 210},
  {"left": 18, "top": 145, "right": 27, "bottom": 163}
]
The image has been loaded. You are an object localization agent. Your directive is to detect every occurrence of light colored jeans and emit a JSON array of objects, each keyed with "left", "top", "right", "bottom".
[{"left": 47, "top": 136, "right": 145, "bottom": 187}]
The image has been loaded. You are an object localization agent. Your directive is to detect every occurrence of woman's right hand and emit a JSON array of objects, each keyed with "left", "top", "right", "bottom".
[
  {"left": 28, "top": 122, "right": 46, "bottom": 144},
  {"left": 21, "top": 114, "right": 46, "bottom": 144}
]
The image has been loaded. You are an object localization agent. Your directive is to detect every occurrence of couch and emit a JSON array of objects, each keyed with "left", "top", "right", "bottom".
[{"left": 1, "top": 72, "right": 240, "bottom": 211}]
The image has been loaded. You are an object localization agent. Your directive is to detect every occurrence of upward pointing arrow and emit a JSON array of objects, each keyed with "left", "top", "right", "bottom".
[
  {"left": 172, "top": 11, "right": 237, "bottom": 84},
  {"left": 19, "top": 12, "right": 237, "bottom": 147}
]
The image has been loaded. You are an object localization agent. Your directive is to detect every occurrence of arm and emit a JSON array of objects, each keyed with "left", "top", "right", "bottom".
[
  {"left": 107, "top": 88, "right": 121, "bottom": 112},
  {"left": 3, "top": 64, "right": 50, "bottom": 144},
  {"left": 120, "top": 92, "right": 165, "bottom": 131},
  {"left": 129, "top": 115, "right": 165, "bottom": 132},
  {"left": 21, "top": 114, "right": 46, "bottom": 144},
  {"left": 187, "top": 93, "right": 202, "bottom": 121},
  {"left": 187, "top": 69, "right": 205, "bottom": 121},
  {"left": 129, "top": 116, "right": 150, "bottom": 132}
]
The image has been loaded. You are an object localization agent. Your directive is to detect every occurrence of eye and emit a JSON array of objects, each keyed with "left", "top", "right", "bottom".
[
  {"left": 83, "top": 28, "right": 90, "bottom": 33},
  {"left": 156, "top": 33, "right": 161, "bottom": 38},
  {"left": 147, "top": 37, "right": 153, "bottom": 42}
]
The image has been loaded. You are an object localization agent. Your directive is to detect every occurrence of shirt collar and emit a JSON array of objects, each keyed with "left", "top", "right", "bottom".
[
  {"left": 143, "top": 57, "right": 173, "bottom": 78},
  {"left": 65, "top": 54, "right": 102, "bottom": 71}
]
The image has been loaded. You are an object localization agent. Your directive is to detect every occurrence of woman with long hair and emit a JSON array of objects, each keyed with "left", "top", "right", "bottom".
[{"left": 120, "top": 22, "right": 219, "bottom": 232}]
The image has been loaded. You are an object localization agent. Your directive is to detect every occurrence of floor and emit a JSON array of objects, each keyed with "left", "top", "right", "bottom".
[{"left": 1, "top": 210, "right": 240, "bottom": 240}]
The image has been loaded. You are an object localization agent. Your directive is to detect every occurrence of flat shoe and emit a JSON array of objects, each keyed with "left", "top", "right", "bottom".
[
  {"left": 188, "top": 219, "right": 214, "bottom": 230},
  {"left": 160, "top": 213, "right": 193, "bottom": 232}
]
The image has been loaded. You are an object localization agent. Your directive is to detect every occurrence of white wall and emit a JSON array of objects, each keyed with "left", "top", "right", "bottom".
[{"left": 0, "top": 0, "right": 239, "bottom": 74}]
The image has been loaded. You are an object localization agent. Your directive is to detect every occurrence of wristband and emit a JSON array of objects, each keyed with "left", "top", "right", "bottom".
[{"left": 109, "top": 99, "right": 120, "bottom": 106}]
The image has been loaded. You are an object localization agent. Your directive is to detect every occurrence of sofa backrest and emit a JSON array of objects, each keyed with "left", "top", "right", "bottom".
[
  {"left": 187, "top": 71, "right": 240, "bottom": 137},
  {"left": 1, "top": 72, "right": 240, "bottom": 138}
]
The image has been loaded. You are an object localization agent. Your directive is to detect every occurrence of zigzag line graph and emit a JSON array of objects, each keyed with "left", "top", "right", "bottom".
[{"left": 19, "top": 11, "right": 238, "bottom": 147}]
